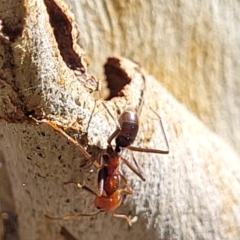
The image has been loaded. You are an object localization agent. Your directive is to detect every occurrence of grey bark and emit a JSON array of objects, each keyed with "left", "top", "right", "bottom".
[{"left": 0, "top": 0, "right": 240, "bottom": 240}]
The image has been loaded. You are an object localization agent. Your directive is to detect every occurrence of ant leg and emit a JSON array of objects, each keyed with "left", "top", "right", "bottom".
[
  {"left": 107, "top": 129, "right": 121, "bottom": 147},
  {"left": 131, "top": 152, "right": 145, "bottom": 180},
  {"left": 30, "top": 116, "right": 101, "bottom": 168},
  {"left": 101, "top": 102, "right": 121, "bottom": 130},
  {"left": 113, "top": 172, "right": 138, "bottom": 226},
  {"left": 45, "top": 183, "right": 102, "bottom": 220},
  {"left": 150, "top": 107, "right": 170, "bottom": 153},
  {"left": 112, "top": 213, "right": 137, "bottom": 226},
  {"left": 136, "top": 72, "right": 146, "bottom": 116},
  {"left": 85, "top": 100, "right": 97, "bottom": 134},
  {"left": 77, "top": 183, "right": 99, "bottom": 196},
  {"left": 45, "top": 210, "right": 103, "bottom": 220},
  {"left": 120, "top": 155, "right": 146, "bottom": 182},
  {"left": 70, "top": 154, "right": 107, "bottom": 196},
  {"left": 127, "top": 142, "right": 169, "bottom": 154},
  {"left": 117, "top": 170, "right": 133, "bottom": 195},
  {"left": 101, "top": 102, "right": 122, "bottom": 146}
]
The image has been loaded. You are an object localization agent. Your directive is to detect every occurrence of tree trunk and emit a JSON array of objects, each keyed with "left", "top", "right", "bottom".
[
  {"left": 0, "top": 0, "right": 240, "bottom": 240},
  {"left": 68, "top": 0, "right": 240, "bottom": 156}
]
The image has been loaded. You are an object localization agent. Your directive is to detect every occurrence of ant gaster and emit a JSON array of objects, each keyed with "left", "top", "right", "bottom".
[{"left": 101, "top": 101, "right": 169, "bottom": 181}]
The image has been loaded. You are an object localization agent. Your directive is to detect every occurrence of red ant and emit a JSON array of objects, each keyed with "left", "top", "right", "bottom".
[
  {"left": 31, "top": 118, "right": 137, "bottom": 226},
  {"left": 59, "top": 147, "right": 135, "bottom": 225},
  {"left": 30, "top": 89, "right": 169, "bottom": 224}
]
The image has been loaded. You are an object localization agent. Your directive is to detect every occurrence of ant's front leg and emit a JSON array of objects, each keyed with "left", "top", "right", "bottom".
[
  {"left": 45, "top": 183, "right": 102, "bottom": 220},
  {"left": 127, "top": 144, "right": 169, "bottom": 154},
  {"left": 113, "top": 171, "right": 138, "bottom": 226},
  {"left": 45, "top": 209, "right": 103, "bottom": 220},
  {"left": 118, "top": 170, "right": 133, "bottom": 195}
]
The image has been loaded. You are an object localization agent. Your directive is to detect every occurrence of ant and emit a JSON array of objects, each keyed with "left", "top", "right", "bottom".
[
  {"left": 31, "top": 117, "right": 137, "bottom": 226},
  {"left": 30, "top": 74, "right": 169, "bottom": 224}
]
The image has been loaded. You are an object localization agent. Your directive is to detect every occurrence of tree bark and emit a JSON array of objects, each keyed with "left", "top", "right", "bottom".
[
  {"left": 0, "top": 0, "right": 240, "bottom": 240},
  {"left": 68, "top": 0, "right": 240, "bottom": 156}
]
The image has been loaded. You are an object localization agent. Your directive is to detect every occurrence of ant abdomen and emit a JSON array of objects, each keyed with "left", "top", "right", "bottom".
[
  {"left": 116, "top": 109, "right": 139, "bottom": 150},
  {"left": 94, "top": 191, "right": 122, "bottom": 211}
]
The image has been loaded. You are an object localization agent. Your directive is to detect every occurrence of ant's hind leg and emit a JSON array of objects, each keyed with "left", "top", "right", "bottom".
[
  {"left": 121, "top": 155, "right": 146, "bottom": 182},
  {"left": 112, "top": 213, "right": 138, "bottom": 226},
  {"left": 117, "top": 170, "right": 133, "bottom": 195},
  {"left": 127, "top": 144, "right": 169, "bottom": 154},
  {"left": 45, "top": 210, "right": 103, "bottom": 220},
  {"left": 45, "top": 184, "right": 101, "bottom": 220}
]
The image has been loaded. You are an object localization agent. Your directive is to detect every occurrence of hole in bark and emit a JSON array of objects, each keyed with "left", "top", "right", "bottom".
[
  {"left": 104, "top": 57, "right": 132, "bottom": 100},
  {"left": 40, "top": 131, "right": 46, "bottom": 137},
  {"left": 43, "top": 0, "right": 84, "bottom": 72}
]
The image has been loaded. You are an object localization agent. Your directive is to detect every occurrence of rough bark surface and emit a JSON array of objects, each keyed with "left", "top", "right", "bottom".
[
  {"left": 0, "top": 0, "right": 240, "bottom": 240},
  {"left": 68, "top": 0, "right": 240, "bottom": 155}
]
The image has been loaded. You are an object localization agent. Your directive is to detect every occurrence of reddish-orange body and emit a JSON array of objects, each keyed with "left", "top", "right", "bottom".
[
  {"left": 94, "top": 148, "right": 128, "bottom": 212},
  {"left": 94, "top": 191, "right": 122, "bottom": 212}
]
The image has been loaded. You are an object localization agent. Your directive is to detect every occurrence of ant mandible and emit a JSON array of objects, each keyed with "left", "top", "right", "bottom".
[{"left": 31, "top": 118, "right": 137, "bottom": 226}]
